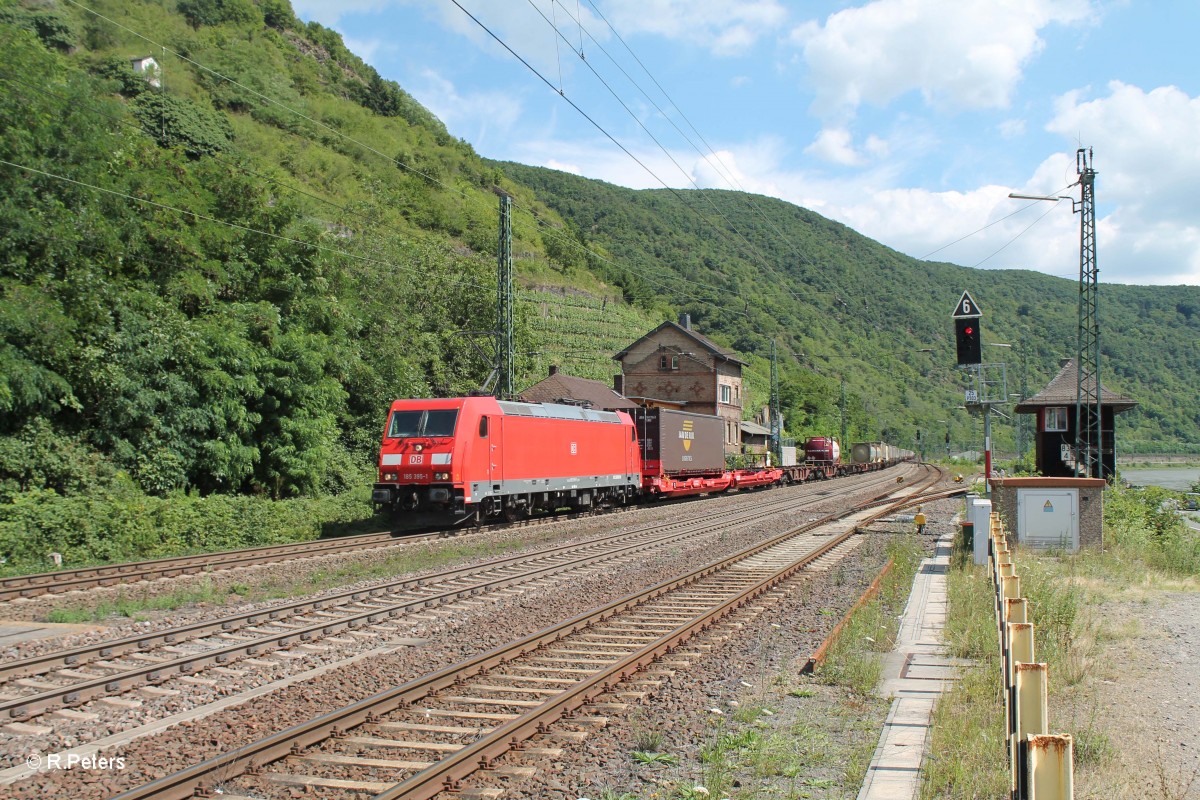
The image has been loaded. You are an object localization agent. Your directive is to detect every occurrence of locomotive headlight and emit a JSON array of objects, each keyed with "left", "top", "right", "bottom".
[
  {"left": 414, "top": 444, "right": 424, "bottom": 452},
  {"left": 434, "top": 472, "right": 449, "bottom": 481},
  {"left": 384, "top": 472, "right": 398, "bottom": 481}
]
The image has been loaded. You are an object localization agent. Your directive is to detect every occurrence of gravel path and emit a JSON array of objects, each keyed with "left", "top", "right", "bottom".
[{"left": 1068, "top": 590, "right": 1200, "bottom": 799}]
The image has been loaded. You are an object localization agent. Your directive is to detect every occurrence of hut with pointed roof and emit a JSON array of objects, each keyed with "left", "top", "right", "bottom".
[{"left": 1013, "top": 358, "right": 1137, "bottom": 478}]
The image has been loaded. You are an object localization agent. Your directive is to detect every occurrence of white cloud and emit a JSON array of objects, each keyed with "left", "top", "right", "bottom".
[
  {"left": 816, "top": 78, "right": 1200, "bottom": 286},
  {"left": 691, "top": 150, "right": 743, "bottom": 189},
  {"left": 1042, "top": 81, "right": 1200, "bottom": 284},
  {"left": 494, "top": 110, "right": 1200, "bottom": 286},
  {"left": 408, "top": 70, "right": 523, "bottom": 145},
  {"left": 602, "top": 0, "right": 788, "bottom": 56},
  {"left": 792, "top": 0, "right": 1093, "bottom": 119},
  {"left": 1048, "top": 82, "right": 1200, "bottom": 225},
  {"left": 999, "top": 119, "right": 1027, "bottom": 138},
  {"left": 805, "top": 128, "right": 864, "bottom": 166},
  {"left": 544, "top": 159, "right": 582, "bottom": 175},
  {"left": 864, "top": 135, "right": 890, "bottom": 158},
  {"left": 342, "top": 35, "right": 385, "bottom": 64}
]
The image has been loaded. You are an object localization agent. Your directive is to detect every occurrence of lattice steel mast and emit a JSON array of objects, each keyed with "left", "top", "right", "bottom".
[
  {"left": 769, "top": 339, "right": 781, "bottom": 464},
  {"left": 1074, "top": 148, "right": 1101, "bottom": 478},
  {"left": 497, "top": 193, "right": 515, "bottom": 400}
]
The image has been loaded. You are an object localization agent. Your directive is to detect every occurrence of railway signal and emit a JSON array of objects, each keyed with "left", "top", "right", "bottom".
[
  {"left": 952, "top": 291, "right": 982, "bottom": 366},
  {"left": 955, "top": 318, "right": 982, "bottom": 365}
]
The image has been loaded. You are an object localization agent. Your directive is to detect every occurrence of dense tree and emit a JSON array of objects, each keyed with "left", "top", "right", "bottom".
[{"left": 178, "top": 0, "right": 262, "bottom": 30}]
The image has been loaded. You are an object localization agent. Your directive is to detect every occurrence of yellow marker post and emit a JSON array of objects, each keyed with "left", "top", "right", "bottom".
[
  {"left": 1004, "top": 597, "right": 1028, "bottom": 625},
  {"left": 997, "top": 576, "right": 1021, "bottom": 652},
  {"left": 1013, "top": 663, "right": 1050, "bottom": 794},
  {"left": 1004, "top": 623, "right": 1035, "bottom": 747},
  {"left": 1027, "top": 734, "right": 1073, "bottom": 799}
]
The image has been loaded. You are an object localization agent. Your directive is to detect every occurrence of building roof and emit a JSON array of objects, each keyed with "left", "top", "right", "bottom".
[
  {"left": 740, "top": 420, "right": 771, "bottom": 437},
  {"left": 613, "top": 320, "right": 748, "bottom": 366},
  {"left": 1013, "top": 359, "right": 1137, "bottom": 414},
  {"left": 517, "top": 370, "right": 639, "bottom": 411}
]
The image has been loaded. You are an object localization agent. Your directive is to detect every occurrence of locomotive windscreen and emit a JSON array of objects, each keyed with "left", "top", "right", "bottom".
[{"left": 387, "top": 409, "right": 459, "bottom": 438}]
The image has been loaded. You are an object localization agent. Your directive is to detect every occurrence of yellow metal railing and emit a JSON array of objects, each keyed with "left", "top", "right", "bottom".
[{"left": 989, "top": 513, "right": 1074, "bottom": 799}]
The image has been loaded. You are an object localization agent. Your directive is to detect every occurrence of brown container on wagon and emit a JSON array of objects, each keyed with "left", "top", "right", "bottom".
[{"left": 632, "top": 407, "right": 726, "bottom": 475}]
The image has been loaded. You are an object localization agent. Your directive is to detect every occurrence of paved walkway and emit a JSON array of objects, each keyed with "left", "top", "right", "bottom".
[{"left": 857, "top": 530, "right": 961, "bottom": 800}]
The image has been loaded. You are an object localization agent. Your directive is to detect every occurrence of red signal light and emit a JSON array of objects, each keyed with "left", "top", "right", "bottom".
[{"left": 955, "top": 316, "right": 982, "bottom": 365}]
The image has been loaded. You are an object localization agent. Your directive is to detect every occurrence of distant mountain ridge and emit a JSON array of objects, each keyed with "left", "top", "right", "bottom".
[{"left": 498, "top": 161, "right": 1200, "bottom": 454}]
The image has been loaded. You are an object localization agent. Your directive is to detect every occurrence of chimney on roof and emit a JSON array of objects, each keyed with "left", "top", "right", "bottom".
[
  {"left": 679, "top": 313, "right": 691, "bottom": 330},
  {"left": 549, "top": 365, "right": 559, "bottom": 376},
  {"left": 614, "top": 374, "right": 625, "bottom": 395},
  {"left": 1059, "top": 358, "right": 1071, "bottom": 368}
]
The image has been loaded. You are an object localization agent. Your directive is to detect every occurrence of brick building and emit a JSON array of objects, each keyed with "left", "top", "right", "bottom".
[{"left": 613, "top": 315, "right": 746, "bottom": 455}]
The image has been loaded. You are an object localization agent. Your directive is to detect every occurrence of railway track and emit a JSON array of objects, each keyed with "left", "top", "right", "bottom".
[
  {"left": 0, "top": 470, "right": 921, "bottom": 723},
  {"left": 103, "top": 468, "right": 951, "bottom": 800},
  {"left": 0, "top": 473, "right": 883, "bottom": 604}
]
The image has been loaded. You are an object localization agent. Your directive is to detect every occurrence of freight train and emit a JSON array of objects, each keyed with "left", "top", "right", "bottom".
[{"left": 372, "top": 397, "right": 913, "bottom": 525}]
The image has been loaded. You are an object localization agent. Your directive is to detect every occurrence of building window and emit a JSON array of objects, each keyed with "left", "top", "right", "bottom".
[
  {"left": 1044, "top": 406, "right": 1068, "bottom": 432},
  {"left": 659, "top": 354, "right": 680, "bottom": 370},
  {"left": 720, "top": 384, "right": 731, "bottom": 404}
]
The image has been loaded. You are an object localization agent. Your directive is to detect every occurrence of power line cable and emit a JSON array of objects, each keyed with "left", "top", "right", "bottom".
[
  {"left": 524, "top": 0, "right": 805, "bottom": 304},
  {"left": 453, "top": 0, "right": 769, "bottom": 309},
  {"left": 919, "top": 182, "right": 1076, "bottom": 260},
  {"left": 970, "top": 201, "right": 1065, "bottom": 269},
  {"left": 576, "top": 0, "right": 825, "bottom": 286}
]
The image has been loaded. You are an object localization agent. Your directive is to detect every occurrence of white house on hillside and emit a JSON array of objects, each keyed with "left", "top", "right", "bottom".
[{"left": 129, "top": 56, "right": 161, "bottom": 88}]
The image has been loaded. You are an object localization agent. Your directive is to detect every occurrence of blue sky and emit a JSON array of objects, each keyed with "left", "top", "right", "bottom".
[{"left": 292, "top": 1, "right": 1200, "bottom": 286}]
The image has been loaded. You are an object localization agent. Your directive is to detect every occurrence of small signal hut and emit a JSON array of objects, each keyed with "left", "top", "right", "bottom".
[{"left": 1013, "top": 358, "right": 1137, "bottom": 478}]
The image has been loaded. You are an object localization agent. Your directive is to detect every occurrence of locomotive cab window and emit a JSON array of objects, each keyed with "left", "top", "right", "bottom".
[
  {"left": 478, "top": 416, "right": 488, "bottom": 438},
  {"left": 387, "top": 409, "right": 459, "bottom": 438}
]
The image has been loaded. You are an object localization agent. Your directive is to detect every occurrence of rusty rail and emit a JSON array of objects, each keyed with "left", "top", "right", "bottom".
[
  {"left": 0, "top": 475, "right": 907, "bottom": 720},
  {"left": 110, "top": 467, "right": 947, "bottom": 800}
]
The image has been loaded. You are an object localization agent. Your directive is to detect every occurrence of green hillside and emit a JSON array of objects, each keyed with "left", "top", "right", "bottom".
[
  {"left": 1, "top": 0, "right": 1196, "bottom": 522},
  {"left": 500, "top": 163, "right": 1200, "bottom": 456}
]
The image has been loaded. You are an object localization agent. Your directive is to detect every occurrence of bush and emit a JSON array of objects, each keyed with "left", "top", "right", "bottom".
[
  {"left": 0, "top": 486, "right": 374, "bottom": 574},
  {"left": 178, "top": 0, "right": 262, "bottom": 30},
  {"left": 1104, "top": 482, "right": 1200, "bottom": 575},
  {"left": 0, "top": 7, "right": 77, "bottom": 52},
  {"left": 130, "top": 92, "right": 233, "bottom": 158}
]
